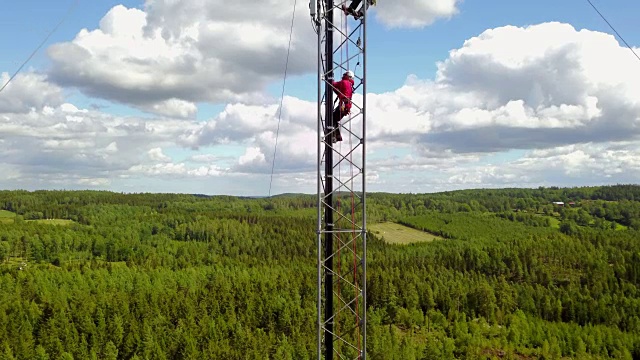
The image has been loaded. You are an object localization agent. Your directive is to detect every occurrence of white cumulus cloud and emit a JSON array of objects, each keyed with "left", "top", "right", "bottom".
[
  {"left": 359, "top": 22, "right": 640, "bottom": 154},
  {"left": 148, "top": 147, "right": 171, "bottom": 162},
  {"left": 3, "top": 19, "right": 640, "bottom": 194},
  {"left": 46, "top": 1, "right": 316, "bottom": 116},
  {"left": 0, "top": 72, "right": 64, "bottom": 113},
  {"left": 375, "top": 0, "right": 461, "bottom": 28}
]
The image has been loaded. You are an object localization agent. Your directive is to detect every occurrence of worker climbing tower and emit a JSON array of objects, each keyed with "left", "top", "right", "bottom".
[{"left": 311, "top": 0, "right": 367, "bottom": 359}]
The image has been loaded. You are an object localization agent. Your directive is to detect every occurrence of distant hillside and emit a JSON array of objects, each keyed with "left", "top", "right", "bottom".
[{"left": 0, "top": 185, "right": 639, "bottom": 358}]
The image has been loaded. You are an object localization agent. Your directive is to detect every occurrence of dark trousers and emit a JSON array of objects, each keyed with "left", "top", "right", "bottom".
[{"left": 331, "top": 105, "right": 347, "bottom": 140}]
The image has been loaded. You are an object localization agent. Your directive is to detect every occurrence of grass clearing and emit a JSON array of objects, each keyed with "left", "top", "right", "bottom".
[
  {"left": 542, "top": 215, "right": 560, "bottom": 229},
  {"left": 2, "top": 257, "right": 27, "bottom": 267},
  {"left": 0, "top": 211, "right": 15, "bottom": 224},
  {"left": 369, "top": 222, "right": 442, "bottom": 245},
  {"left": 27, "top": 219, "right": 75, "bottom": 226},
  {"left": 0, "top": 210, "right": 16, "bottom": 218},
  {"left": 615, "top": 222, "right": 628, "bottom": 231}
]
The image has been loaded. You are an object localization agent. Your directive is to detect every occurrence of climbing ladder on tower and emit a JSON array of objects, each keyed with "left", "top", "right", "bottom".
[{"left": 311, "top": 0, "right": 368, "bottom": 359}]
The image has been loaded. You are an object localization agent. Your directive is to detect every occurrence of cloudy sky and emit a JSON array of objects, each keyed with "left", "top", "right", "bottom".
[{"left": 1, "top": 0, "right": 639, "bottom": 196}]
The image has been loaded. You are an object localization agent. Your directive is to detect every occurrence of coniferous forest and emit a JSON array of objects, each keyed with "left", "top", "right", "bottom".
[{"left": 0, "top": 185, "right": 640, "bottom": 359}]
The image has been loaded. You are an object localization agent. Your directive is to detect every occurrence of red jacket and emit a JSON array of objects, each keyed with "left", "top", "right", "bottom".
[{"left": 333, "top": 77, "right": 354, "bottom": 110}]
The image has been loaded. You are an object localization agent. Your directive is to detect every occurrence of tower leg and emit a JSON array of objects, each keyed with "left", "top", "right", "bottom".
[{"left": 317, "top": 1, "right": 366, "bottom": 358}]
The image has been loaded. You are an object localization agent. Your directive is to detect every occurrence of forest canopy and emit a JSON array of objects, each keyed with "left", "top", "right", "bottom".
[{"left": 0, "top": 185, "right": 639, "bottom": 359}]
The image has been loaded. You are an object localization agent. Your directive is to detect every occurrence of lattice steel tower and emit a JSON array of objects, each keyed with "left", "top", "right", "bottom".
[{"left": 312, "top": 0, "right": 367, "bottom": 358}]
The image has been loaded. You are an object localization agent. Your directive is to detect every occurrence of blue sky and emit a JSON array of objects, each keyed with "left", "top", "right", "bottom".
[
  {"left": 4, "top": 0, "right": 638, "bottom": 98},
  {"left": 275, "top": 0, "right": 640, "bottom": 98},
  {"left": 1, "top": 0, "right": 640, "bottom": 196}
]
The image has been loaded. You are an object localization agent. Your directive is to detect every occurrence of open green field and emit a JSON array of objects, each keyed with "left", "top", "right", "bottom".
[
  {"left": 541, "top": 215, "right": 560, "bottom": 229},
  {"left": 26, "top": 219, "right": 75, "bottom": 226},
  {"left": 6, "top": 257, "right": 26, "bottom": 266},
  {"left": 0, "top": 211, "right": 75, "bottom": 225},
  {"left": 615, "top": 223, "right": 628, "bottom": 231},
  {"left": 369, "top": 222, "right": 442, "bottom": 244},
  {"left": 0, "top": 210, "right": 15, "bottom": 224},
  {"left": 0, "top": 210, "right": 15, "bottom": 218}
]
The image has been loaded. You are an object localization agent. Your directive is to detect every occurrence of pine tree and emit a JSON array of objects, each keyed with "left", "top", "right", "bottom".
[
  {"left": 0, "top": 344, "right": 15, "bottom": 360},
  {"left": 103, "top": 341, "right": 118, "bottom": 360},
  {"left": 34, "top": 346, "right": 49, "bottom": 360}
]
